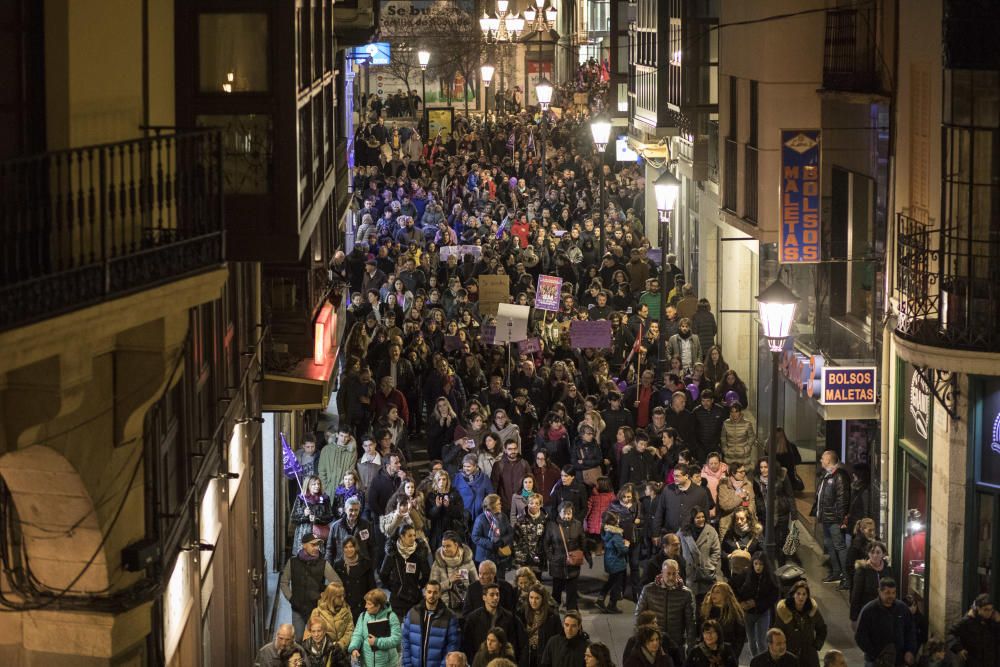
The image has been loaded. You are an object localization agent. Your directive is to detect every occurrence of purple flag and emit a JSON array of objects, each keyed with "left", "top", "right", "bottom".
[{"left": 281, "top": 432, "right": 304, "bottom": 480}]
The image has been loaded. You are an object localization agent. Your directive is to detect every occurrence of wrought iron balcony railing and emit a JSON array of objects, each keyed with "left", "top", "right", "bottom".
[
  {"left": 0, "top": 130, "right": 224, "bottom": 331},
  {"left": 894, "top": 213, "right": 1000, "bottom": 352},
  {"left": 823, "top": 7, "right": 882, "bottom": 93}
]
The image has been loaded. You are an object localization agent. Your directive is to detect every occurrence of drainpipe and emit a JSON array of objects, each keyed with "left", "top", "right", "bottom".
[{"left": 880, "top": 311, "right": 896, "bottom": 542}]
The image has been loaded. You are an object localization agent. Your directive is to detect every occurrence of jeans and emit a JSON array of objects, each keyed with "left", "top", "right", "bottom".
[
  {"left": 552, "top": 576, "right": 579, "bottom": 610},
  {"left": 745, "top": 609, "right": 771, "bottom": 658},
  {"left": 822, "top": 521, "right": 848, "bottom": 579},
  {"left": 291, "top": 609, "right": 308, "bottom": 641}
]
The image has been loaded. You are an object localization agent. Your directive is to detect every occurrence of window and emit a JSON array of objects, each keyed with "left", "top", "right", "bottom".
[
  {"left": 196, "top": 115, "right": 273, "bottom": 194},
  {"left": 198, "top": 14, "right": 269, "bottom": 93}
]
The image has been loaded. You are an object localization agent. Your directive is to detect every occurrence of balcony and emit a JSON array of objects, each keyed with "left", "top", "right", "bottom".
[
  {"left": 894, "top": 213, "right": 1000, "bottom": 352},
  {"left": 822, "top": 8, "right": 882, "bottom": 94},
  {"left": 723, "top": 137, "right": 737, "bottom": 212},
  {"left": 0, "top": 130, "right": 225, "bottom": 331}
]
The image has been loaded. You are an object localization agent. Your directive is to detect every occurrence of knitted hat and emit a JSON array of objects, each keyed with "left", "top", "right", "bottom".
[{"left": 453, "top": 425, "right": 468, "bottom": 441}]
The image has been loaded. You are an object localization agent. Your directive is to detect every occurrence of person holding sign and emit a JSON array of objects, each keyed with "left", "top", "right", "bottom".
[{"left": 349, "top": 589, "right": 402, "bottom": 667}]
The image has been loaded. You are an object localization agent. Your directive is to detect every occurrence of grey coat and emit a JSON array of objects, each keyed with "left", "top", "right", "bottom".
[{"left": 679, "top": 524, "right": 721, "bottom": 595}]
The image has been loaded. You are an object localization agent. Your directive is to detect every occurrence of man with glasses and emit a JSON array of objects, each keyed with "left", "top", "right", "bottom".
[{"left": 652, "top": 464, "right": 713, "bottom": 538}]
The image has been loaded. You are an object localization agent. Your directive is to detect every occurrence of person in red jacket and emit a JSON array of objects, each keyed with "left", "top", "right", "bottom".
[{"left": 512, "top": 214, "right": 531, "bottom": 248}]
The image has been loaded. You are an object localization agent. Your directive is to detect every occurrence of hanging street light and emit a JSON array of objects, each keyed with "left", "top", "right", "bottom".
[{"left": 590, "top": 113, "right": 612, "bottom": 259}]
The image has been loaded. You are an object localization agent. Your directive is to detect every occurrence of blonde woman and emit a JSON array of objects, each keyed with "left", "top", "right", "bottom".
[
  {"left": 425, "top": 469, "right": 467, "bottom": 549},
  {"left": 699, "top": 581, "right": 747, "bottom": 658},
  {"left": 308, "top": 582, "right": 354, "bottom": 649}
]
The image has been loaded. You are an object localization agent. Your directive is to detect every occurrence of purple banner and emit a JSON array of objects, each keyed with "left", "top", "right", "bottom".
[
  {"left": 569, "top": 320, "right": 613, "bottom": 349},
  {"left": 534, "top": 274, "right": 563, "bottom": 312},
  {"left": 481, "top": 323, "right": 497, "bottom": 345},
  {"left": 519, "top": 337, "right": 541, "bottom": 354}
]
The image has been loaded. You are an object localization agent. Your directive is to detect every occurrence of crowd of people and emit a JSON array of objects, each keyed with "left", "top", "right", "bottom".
[{"left": 255, "top": 64, "right": 1000, "bottom": 667}]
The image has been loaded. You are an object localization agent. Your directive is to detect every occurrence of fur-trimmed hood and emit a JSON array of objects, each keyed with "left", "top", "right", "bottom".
[{"left": 775, "top": 596, "right": 818, "bottom": 623}]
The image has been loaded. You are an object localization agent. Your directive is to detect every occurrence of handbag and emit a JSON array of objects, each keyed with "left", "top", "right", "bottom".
[
  {"left": 498, "top": 545, "right": 512, "bottom": 557},
  {"left": 783, "top": 518, "right": 800, "bottom": 556},
  {"left": 559, "top": 525, "right": 585, "bottom": 567}
]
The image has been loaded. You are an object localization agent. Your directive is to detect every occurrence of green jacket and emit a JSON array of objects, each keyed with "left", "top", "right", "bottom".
[
  {"left": 349, "top": 607, "right": 402, "bottom": 667},
  {"left": 317, "top": 440, "right": 358, "bottom": 497},
  {"left": 638, "top": 291, "right": 661, "bottom": 321}
]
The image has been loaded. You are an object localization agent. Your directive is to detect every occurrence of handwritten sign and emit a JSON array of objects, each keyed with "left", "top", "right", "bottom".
[
  {"left": 534, "top": 274, "right": 563, "bottom": 312},
  {"left": 519, "top": 337, "right": 541, "bottom": 354},
  {"left": 779, "top": 130, "right": 821, "bottom": 263},
  {"left": 820, "top": 366, "right": 876, "bottom": 405},
  {"left": 478, "top": 274, "right": 510, "bottom": 316},
  {"left": 439, "top": 245, "right": 481, "bottom": 261},
  {"left": 569, "top": 320, "right": 613, "bottom": 349},
  {"left": 481, "top": 323, "right": 497, "bottom": 345}
]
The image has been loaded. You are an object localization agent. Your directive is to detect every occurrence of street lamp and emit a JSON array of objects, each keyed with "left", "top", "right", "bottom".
[
  {"left": 418, "top": 50, "right": 430, "bottom": 136},
  {"left": 755, "top": 278, "right": 801, "bottom": 565},
  {"left": 535, "top": 77, "right": 554, "bottom": 209},
  {"left": 590, "top": 113, "right": 612, "bottom": 258},
  {"left": 481, "top": 63, "right": 496, "bottom": 112},
  {"left": 654, "top": 169, "right": 681, "bottom": 365}
]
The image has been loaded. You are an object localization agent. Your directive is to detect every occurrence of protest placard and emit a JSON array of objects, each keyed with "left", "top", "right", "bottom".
[
  {"left": 495, "top": 303, "right": 531, "bottom": 342},
  {"left": 478, "top": 274, "right": 510, "bottom": 315},
  {"left": 519, "top": 337, "right": 541, "bottom": 354},
  {"left": 534, "top": 274, "right": 563, "bottom": 311},
  {"left": 569, "top": 320, "right": 613, "bottom": 349},
  {"left": 439, "top": 245, "right": 482, "bottom": 261}
]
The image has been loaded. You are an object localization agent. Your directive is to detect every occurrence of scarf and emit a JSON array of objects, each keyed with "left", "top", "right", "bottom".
[
  {"left": 520, "top": 488, "right": 533, "bottom": 499},
  {"left": 343, "top": 549, "right": 360, "bottom": 567},
  {"left": 524, "top": 604, "right": 550, "bottom": 647},
  {"left": 641, "top": 647, "right": 657, "bottom": 663},
  {"left": 438, "top": 547, "right": 465, "bottom": 568},
  {"left": 308, "top": 636, "right": 328, "bottom": 656},
  {"left": 547, "top": 425, "right": 567, "bottom": 440},
  {"left": 397, "top": 540, "right": 417, "bottom": 560}
]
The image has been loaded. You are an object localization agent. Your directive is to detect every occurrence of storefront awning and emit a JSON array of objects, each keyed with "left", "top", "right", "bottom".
[{"left": 261, "top": 356, "right": 337, "bottom": 411}]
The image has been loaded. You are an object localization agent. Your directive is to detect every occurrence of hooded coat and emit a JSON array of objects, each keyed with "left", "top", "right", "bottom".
[
  {"left": 429, "top": 543, "right": 478, "bottom": 612},
  {"left": 772, "top": 595, "right": 828, "bottom": 667}
]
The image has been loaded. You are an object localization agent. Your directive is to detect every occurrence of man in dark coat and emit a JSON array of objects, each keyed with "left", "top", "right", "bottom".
[
  {"left": 748, "top": 628, "right": 799, "bottom": 667},
  {"left": 691, "top": 389, "right": 727, "bottom": 459},
  {"left": 662, "top": 391, "right": 699, "bottom": 454},
  {"left": 948, "top": 594, "right": 1000, "bottom": 667},
  {"left": 652, "top": 464, "right": 714, "bottom": 538},
  {"left": 539, "top": 611, "right": 589, "bottom": 667},
  {"left": 461, "top": 583, "right": 525, "bottom": 659},
  {"left": 279, "top": 535, "right": 339, "bottom": 638},
  {"left": 811, "top": 449, "right": 851, "bottom": 585},
  {"left": 254, "top": 624, "right": 304, "bottom": 667},
  {"left": 854, "top": 578, "right": 917, "bottom": 667},
  {"left": 462, "top": 560, "right": 518, "bottom": 616},
  {"left": 491, "top": 439, "right": 533, "bottom": 513},
  {"left": 326, "top": 497, "right": 376, "bottom": 564}
]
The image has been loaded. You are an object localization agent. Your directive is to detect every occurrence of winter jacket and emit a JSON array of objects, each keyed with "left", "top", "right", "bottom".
[
  {"left": 327, "top": 516, "right": 376, "bottom": 565},
  {"left": 348, "top": 607, "right": 402, "bottom": 667},
  {"left": 679, "top": 525, "right": 721, "bottom": 595},
  {"left": 691, "top": 403, "right": 726, "bottom": 454},
  {"left": 699, "top": 462, "right": 729, "bottom": 504},
  {"left": 752, "top": 467, "right": 797, "bottom": 527},
  {"left": 720, "top": 417, "right": 758, "bottom": 469},
  {"left": 471, "top": 510, "right": 515, "bottom": 564},
  {"left": 607, "top": 499, "right": 643, "bottom": 543},
  {"left": 424, "top": 488, "right": 467, "bottom": 549},
  {"left": 400, "top": 603, "right": 461, "bottom": 667},
  {"left": 715, "top": 476, "right": 756, "bottom": 537},
  {"left": 568, "top": 437, "right": 603, "bottom": 477},
  {"left": 549, "top": 478, "right": 589, "bottom": 519},
  {"left": 663, "top": 409, "right": 699, "bottom": 452},
  {"left": 308, "top": 602, "right": 355, "bottom": 650},
  {"left": 691, "top": 305, "right": 717, "bottom": 351},
  {"left": 653, "top": 483, "right": 714, "bottom": 535},
  {"left": 333, "top": 557, "right": 377, "bottom": 620},
  {"left": 379, "top": 541, "right": 431, "bottom": 616},
  {"left": 619, "top": 447, "right": 659, "bottom": 487},
  {"left": 703, "top": 605, "right": 746, "bottom": 659},
  {"left": 850, "top": 561, "right": 897, "bottom": 621},
  {"left": 534, "top": 427, "right": 571, "bottom": 468},
  {"left": 602, "top": 525, "right": 629, "bottom": 573},
  {"left": 518, "top": 607, "right": 562, "bottom": 667},
  {"left": 813, "top": 465, "right": 851, "bottom": 525},
  {"left": 290, "top": 494, "right": 335, "bottom": 554},
  {"left": 948, "top": 609, "right": 1000, "bottom": 667},
  {"left": 514, "top": 510, "right": 548, "bottom": 570},
  {"left": 736, "top": 566, "right": 779, "bottom": 618},
  {"left": 854, "top": 598, "right": 917, "bottom": 666},
  {"left": 317, "top": 441, "right": 359, "bottom": 502},
  {"left": 462, "top": 605, "right": 525, "bottom": 659},
  {"left": 543, "top": 518, "right": 585, "bottom": 579},
  {"left": 585, "top": 491, "right": 616, "bottom": 535},
  {"left": 453, "top": 470, "right": 494, "bottom": 519},
  {"left": 623, "top": 649, "right": 675, "bottom": 667},
  {"left": 666, "top": 334, "right": 702, "bottom": 370},
  {"left": 429, "top": 544, "right": 478, "bottom": 612},
  {"left": 636, "top": 581, "right": 697, "bottom": 650},
  {"left": 682, "top": 642, "right": 737, "bottom": 667},
  {"left": 748, "top": 652, "right": 800, "bottom": 667},
  {"left": 772, "top": 597, "right": 828, "bottom": 667},
  {"left": 491, "top": 456, "right": 533, "bottom": 512},
  {"left": 539, "top": 630, "right": 590, "bottom": 667},
  {"left": 281, "top": 550, "right": 337, "bottom": 618},
  {"left": 533, "top": 463, "right": 563, "bottom": 509}
]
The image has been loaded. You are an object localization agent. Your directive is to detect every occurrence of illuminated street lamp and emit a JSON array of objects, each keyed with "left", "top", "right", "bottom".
[
  {"left": 756, "top": 278, "right": 801, "bottom": 565},
  {"left": 417, "top": 50, "right": 430, "bottom": 136},
  {"left": 481, "top": 64, "right": 495, "bottom": 87},
  {"left": 535, "top": 77, "right": 553, "bottom": 110},
  {"left": 654, "top": 169, "right": 681, "bottom": 364},
  {"left": 591, "top": 113, "right": 612, "bottom": 258}
]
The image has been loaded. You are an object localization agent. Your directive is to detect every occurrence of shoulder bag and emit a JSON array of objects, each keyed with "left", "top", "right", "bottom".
[{"left": 559, "top": 524, "right": 585, "bottom": 566}]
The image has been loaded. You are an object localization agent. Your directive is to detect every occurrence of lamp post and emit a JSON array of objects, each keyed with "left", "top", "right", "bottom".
[
  {"left": 590, "top": 113, "right": 611, "bottom": 259},
  {"left": 480, "top": 1, "right": 524, "bottom": 116},
  {"left": 418, "top": 49, "right": 430, "bottom": 137},
  {"left": 535, "top": 77, "right": 553, "bottom": 207},
  {"left": 481, "top": 64, "right": 495, "bottom": 114},
  {"left": 654, "top": 170, "right": 681, "bottom": 366},
  {"left": 755, "top": 278, "right": 801, "bottom": 565}
]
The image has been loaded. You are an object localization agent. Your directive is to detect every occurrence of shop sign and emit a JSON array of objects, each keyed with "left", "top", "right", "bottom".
[
  {"left": 820, "top": 366, "right": 877, "bottom": 404},
  {"left": 904, "top": 365, "right": 930, "bottom": 444},
  {"left": 779, "top": 130, "right": 821, "bottom": 263},
  {"left": 779, "top": 350, "right": 824, "bottom": 398},
  {"left": 979, "top": 380, "right": 1000, "bottom": 489}
]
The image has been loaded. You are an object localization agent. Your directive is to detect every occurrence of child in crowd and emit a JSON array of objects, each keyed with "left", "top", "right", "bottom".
[
  {"left": 585, "top": 476, "right": 616, "bottom": 554},
  {"left": 595, "top": 511, "right": 629, "bottom": 614}
]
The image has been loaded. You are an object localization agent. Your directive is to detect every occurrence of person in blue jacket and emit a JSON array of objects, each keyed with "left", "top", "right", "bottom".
[
  {"left": 595, "top": 511, "right": 629, "bottom": 614},
  {"left": 472, "top": 494, "right": 515, "bottom": 580},
  {"left": 454, "top": 453, "right": 494, "bottom": 521},
  {"left": 401, "top": 580, "right": 461, "bottom": 667}
]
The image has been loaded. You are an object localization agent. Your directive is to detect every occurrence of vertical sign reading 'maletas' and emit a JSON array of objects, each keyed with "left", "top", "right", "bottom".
[{"left": 779, "top": 130, "right": 821, "bottom": 263}]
